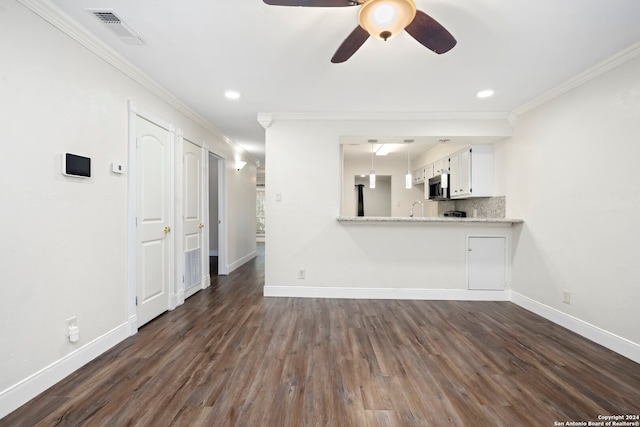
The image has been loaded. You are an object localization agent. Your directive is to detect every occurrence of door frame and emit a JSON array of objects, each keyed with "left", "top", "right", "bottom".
[
  {"left": 206, "top": 150, "right": 228, "bottom": 276},
  {"left": 127, "top": 100, "right": 176, "bottom": 335},
  {"left": 175, "top": 133, "right": 216, "bottom": 305}
]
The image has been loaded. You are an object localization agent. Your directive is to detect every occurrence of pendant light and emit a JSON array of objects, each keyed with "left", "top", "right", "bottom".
[
  {"left": 405, "top": 139, "right": 413, "bottom": 189},
  {"left": 369, "top": 140, "right": 376, "bottom": 189}
]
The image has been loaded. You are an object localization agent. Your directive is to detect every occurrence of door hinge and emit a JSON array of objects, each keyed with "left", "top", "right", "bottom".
[
  {"left": 182, "top": 275, "right": 184, "bottom": 283},
  {"left": 135, "top": 216, "right": 138, "bottom": 227},
  {"left": 135, "top": 296, "right": 138, "bottom": 306}
]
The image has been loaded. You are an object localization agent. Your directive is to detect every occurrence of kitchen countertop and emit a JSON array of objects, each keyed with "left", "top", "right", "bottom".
[{"left": 337, "top": 216, "right": 524, "bottom": 224}]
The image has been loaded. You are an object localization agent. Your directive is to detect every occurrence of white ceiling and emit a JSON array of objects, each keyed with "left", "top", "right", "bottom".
[{"left": 49, "top": 0, "right": 640, "bottom": 168}]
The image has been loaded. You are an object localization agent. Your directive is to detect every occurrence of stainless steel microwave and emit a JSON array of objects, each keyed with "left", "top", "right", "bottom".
[{"left": 428, "top": 173, "right": 450, "bottom": 201}]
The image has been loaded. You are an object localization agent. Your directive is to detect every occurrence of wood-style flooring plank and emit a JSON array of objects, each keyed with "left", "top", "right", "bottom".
[{"left": 2, "top": 244, "right": 640, "bottom": 426}]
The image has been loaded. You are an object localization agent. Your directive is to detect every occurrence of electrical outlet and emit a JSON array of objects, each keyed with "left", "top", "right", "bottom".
[
  {"left": 65, "top": 316, "right": 77, "bottom": 337},
  {"left": 298, "top": 269, "right": 305, "bottom": 279},
  {"left": 562, "top": 290, "right": 571, "bottom": 305}
]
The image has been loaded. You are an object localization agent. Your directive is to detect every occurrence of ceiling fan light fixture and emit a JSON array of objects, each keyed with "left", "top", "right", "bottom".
[{"left": 358, "top": 0, "right": 416, "bottom": 41}]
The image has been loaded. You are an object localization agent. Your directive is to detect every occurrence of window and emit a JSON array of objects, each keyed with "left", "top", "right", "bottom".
[{"left": 256, "top": 187, "right": 265, "bottom": 239}]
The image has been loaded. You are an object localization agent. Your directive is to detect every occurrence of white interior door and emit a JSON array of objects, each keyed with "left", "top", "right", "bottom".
[
  {"left": 468, "top": 236, "right": 506, "bottom": 290},
  {"left": 183, "top": 139, "right": 203, "bottom": 299},
  {"left": 136, "top": 116, "right": 171, "bottom": 326},
  {"left": 207, "top": 154, "right": 228, "bottom": 276}
]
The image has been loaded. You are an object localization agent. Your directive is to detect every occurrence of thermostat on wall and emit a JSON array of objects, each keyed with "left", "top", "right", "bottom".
[
  {"left": 111, "top": 162, "right": 125, "bottom": 174},
  {"left": 62, "top": 153, "right": 91, "bottom": 178}
]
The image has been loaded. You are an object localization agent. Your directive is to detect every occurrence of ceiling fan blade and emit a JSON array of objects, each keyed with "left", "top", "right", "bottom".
[
  {"left": 331, "top": 25, "right": 369, "bottom": 63},
  {"left": 405, "top": 10, "right": 457, "bottom": 54},
  {"left": 263, "top": 0, "right": 358, "bottom": 6}
]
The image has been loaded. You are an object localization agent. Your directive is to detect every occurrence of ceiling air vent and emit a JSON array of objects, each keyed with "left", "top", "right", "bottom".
[{"left": 88, "top": 9, "right": 146, "bottom": 46}]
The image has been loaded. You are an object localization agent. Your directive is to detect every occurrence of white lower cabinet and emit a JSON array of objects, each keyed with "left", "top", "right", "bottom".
[{"left": 467, "top": 236, "right": 506, "bottom": 290}]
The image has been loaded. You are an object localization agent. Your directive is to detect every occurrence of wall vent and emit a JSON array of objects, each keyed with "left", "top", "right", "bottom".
[
  {"left": 185, "top": 249, "right": 202, "bottom": 290},
  {"left": 87, "top": 9, "right": 146, "bottom": 45}
]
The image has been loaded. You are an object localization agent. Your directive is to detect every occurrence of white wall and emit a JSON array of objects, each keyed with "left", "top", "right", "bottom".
[
  {"left": 344, "top": 156, "right": 424, "bottom": 216},
  {"left": 354, "top": 176, "right": 392, "bottom": 217},
  {"left": 208, "top": 155, "right": 219, "bottom": 254},
  {"left": 264, "top": 117, "right": 513, "bottom": 291},
  {"left": 227, "top": 159, "right": 258, "bottom": 269},
  {"left": 0, "top": 1, "right": 256, "bottom": 414},
  {"left": 263, "top": 52, "right": 640, "bottom": 360},
  {"left": 494, "top": 54, "right": 640, "bottom": 346}
]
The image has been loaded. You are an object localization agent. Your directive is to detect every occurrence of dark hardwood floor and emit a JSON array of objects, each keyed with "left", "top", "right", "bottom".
[{"left": 3, "top": 243, "right": 639, "bottom": 426}]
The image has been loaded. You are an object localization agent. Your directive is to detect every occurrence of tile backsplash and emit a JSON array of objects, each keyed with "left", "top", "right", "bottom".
[{"left": 437, "top": 196, "right": 506, "bottom": 218}]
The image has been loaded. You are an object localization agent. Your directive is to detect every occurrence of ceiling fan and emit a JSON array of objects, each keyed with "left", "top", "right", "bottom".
[{"left": 263, "top": 0, "right": 457, "bottom": 63}]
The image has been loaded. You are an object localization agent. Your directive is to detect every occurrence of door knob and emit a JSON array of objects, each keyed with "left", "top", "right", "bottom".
[
  {"left": 163, "top": 226, "right": 171, "bottom": 233},
  {"left": 198, "top": 224, "right": 204, "bottom": 229}
]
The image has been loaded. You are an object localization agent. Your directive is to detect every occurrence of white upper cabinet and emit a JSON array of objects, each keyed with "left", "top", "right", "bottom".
[
  {"left": 449, "top": 150, "right": 460, "bottom": 197},
  {"left": 448, "top": 145, "right": 493, "bottom": 199},
  {"left": 424, "top": 163, "right": 434, "bottom": 180},
  {"left": 412, "top": 167, "right": 425, "bottom": 185},
  {"left": 434, "top": 158, "right": 449, "bottom": 175}
]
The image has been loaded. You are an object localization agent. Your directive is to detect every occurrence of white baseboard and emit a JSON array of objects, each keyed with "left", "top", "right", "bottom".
[
  {"left": 0, "top": 322, "right": 130, "bottom": 419},
  {"left": 171, "top": 290, "right": 185, "bottom": 310},
  {"left": 3, "top": 287, "right": 636, "bottom": 419},
  {"left": 227, "top": 250, "right": 257, "bottom": 274},
  {"left": 511, "top": 292, "right": 640, "bottom": 364},
  {"left": 265, "top": 286, "right": 640, "bottom": 364},
  {"left": 263, "top": 285, "right": 512, "bottom": 301},
  {"left": 128, "top": 315, "right": 138, "bottom": 336}
]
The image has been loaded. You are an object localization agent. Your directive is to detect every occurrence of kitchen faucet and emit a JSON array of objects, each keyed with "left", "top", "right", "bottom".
[{"left": 410, "top": 201, "right": 424, "bottom": 218}]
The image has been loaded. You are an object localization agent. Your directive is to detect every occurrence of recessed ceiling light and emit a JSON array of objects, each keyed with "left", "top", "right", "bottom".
[
  {"left": 476, "top": 89, "right": 495, "bottom": 99},
  {"left": 224, "top": 90, "right": 241, "bottom": 100}
]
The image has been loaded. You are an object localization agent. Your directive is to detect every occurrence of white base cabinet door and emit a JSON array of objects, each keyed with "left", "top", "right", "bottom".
[{"left": 467, "top": 236, "right": 506, "bottom": 290}]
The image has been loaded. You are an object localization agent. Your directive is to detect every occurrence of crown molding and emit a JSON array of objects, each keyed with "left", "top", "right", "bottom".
[
  {"left": 17, "top": 0, "right": 257, "bottom": 164},
  {"left": 257, "top": 111, "right": 514, "bottom": 123},
  {"left": 513, "top": 41, "right": 640, "bottom": 116}
]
